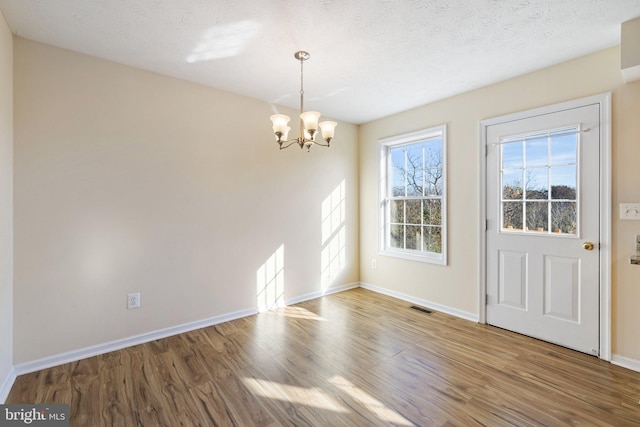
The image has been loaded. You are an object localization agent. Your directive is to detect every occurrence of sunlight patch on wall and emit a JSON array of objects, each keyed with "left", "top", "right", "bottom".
[
  {"left": 321, "top": 180, "right": 346, "bottom": 290},
  {"left": 328, "top": 376, "right": 413, "bottom": 426},
  {"left": 186, "top": 20, "right": 260, "bottom": 63},
  {"left": 321, "top": 229, "right": 346, "bottom": 291},
  {"left": 256, "top": 244, "right": 285, "bottom": 312},
  {"left": 322, "top": 180, "right": 345, "bottom": 244},
  {"left": 242, "top": 377, "right": 349, "bottom": 413}
]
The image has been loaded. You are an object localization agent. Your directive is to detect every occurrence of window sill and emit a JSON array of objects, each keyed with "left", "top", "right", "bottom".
[{"left": 379, "top": 248, "right": 447, "bottom": 265}]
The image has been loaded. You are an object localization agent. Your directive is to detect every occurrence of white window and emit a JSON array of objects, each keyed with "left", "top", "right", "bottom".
[{"left": 379, "top": 125, "right": 447, "bottom": 264}]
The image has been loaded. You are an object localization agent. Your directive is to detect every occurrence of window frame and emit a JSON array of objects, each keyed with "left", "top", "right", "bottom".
[{"left": 378, "top": 125, "right": 447, "bottom": 265}]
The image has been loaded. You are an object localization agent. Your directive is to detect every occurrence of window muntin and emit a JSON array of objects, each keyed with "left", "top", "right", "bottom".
[
  {"left": 379, "top": 125, "right": 446, "bottom": 264},
  {"left": 500, "top": 128, "right": 579, "bottom": 236}
]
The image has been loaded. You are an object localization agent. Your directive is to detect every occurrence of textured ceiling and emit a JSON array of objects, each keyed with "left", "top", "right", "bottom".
[{"left": 1, "top": 0, "right": 639, "bottom": 124}]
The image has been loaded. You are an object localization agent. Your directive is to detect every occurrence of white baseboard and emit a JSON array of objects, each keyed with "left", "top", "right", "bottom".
[
  {"left": 7, "top": 282, "right": 637, "bottom": 391},
  {"left": 611, "top": 354, "right": 640, "bottom": 373},
  {"left": 0, "top": 367, "right": 16, "bottom": 403},
  {"left": 285, "top": 282, "right": 360, "bottom": 306},
  {"left": 14, "top": 306, "right": 258, "bottom": 376},
  {"left": 359, "top": 282, "right": 479, "bottom": 322},
  {"left": 13, "top": 283, "right": 361, "bottom": 376}
]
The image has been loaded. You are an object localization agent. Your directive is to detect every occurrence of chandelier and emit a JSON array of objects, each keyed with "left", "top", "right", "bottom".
[{"left": 269, "top": 51, "right": 337, "bottom": 152}]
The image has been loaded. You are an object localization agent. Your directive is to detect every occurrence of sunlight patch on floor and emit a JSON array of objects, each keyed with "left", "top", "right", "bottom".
[
  {"left": 242, "top": 377, "right": 349, "bottom": 413},
  {"left": 264, "top": 306, "right": 328, "bottom": 321},
  {"left": 328, "top": 375, "right": 414, "bottom": 426}
]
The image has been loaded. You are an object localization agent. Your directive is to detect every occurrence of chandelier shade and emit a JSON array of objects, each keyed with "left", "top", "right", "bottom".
[{"left": 269, "top": 51, "right": 337, "bottom": 151}]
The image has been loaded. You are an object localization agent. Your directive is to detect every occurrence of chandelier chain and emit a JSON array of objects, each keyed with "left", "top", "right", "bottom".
[{"left": 299, "top": 57, "right": 305, "bottom": 118}]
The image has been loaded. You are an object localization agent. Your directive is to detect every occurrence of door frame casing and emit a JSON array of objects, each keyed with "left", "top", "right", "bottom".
[{"left": 478, "top": 93, "right": 612, "bottom": 361}]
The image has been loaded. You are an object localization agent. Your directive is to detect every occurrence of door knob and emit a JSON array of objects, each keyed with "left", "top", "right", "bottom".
[{"left": 583, "top": 242, "right": 595, "bottom": 251}]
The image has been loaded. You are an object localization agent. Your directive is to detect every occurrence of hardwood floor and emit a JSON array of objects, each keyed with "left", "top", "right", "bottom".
[{"left": 7, "top": 288, "right": 640, "bottom": 426}]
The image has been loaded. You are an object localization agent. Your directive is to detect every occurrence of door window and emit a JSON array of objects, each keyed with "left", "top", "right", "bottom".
[{"left": 500, "top": 128, "right": 579, "bottom": 236}]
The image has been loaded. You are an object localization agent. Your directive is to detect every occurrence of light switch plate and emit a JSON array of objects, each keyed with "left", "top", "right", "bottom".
[{"left": 619, "top": 203, "right": 640, "bottom": 220}]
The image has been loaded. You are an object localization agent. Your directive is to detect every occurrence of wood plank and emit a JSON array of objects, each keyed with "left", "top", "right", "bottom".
[{"left": 6, "top": 288, "right": 640, "bottom": 426}]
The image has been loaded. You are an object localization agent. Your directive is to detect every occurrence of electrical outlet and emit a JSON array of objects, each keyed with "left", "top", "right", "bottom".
[
  {"left": 127, "top": 292, "right": 140, "bottom": 309},
  {"left": 371, "top": 259, "right": 377, "bottom": 269}
]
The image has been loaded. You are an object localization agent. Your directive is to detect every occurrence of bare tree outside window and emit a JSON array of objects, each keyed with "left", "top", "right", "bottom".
[{"left": 388, "top": 139, "right": 443, "bottom": 254}]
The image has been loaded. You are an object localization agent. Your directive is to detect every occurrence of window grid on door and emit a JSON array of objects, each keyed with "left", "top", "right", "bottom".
[{"left": 499, "top": 127, "right": 580, "bottom": 236}]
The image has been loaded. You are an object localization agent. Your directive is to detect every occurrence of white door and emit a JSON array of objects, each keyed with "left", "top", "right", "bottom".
[{"left": 485, "top": 102, "right": 601, "bottom": 355}]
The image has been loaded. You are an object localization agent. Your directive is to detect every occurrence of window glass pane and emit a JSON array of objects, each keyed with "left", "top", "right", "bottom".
[
  {"left": 391, "top": 167, "right": 405, "bottom": 197},
  {"left": 406, "top": 225, "right": 421, "bottom": 250},
  {"left": 525, "top": 136, "right": 548, "bottom": 167},
  {"left": 525, "top": 169, "right": 548, "bottom": 200},
  {"left": 550, "top": 166, "right": 576, "bottom": 200},
  {"left": 423, "top": 226, "right": 442, "bottom": 254},
  {"left": 502, "top": 142, "right": 523, "bottom": 169},
  {"left": 526, "top": 201, "right": 548, "bottom": 232},
  {"left": 550, "top": 131, "right": 577, "bottom": 165},
  {"left": 424, "top": 139, "right": 442, "bottom": 169},
  {"left": 551, "top": 202, "right": 577, "bottom": 234},
  {"left": 406, "top": 169, "right": 424, "bottom": 196},
  {"left": 405, "top": 144, "right": 423, "bottom": 170},
  {"left": 390, "top": 200, "right": 404, "bottom": 223},
  {"left": 503, "top": 202, "right": 523, "bottom": 231},
  {"left": 390, "top": 224, "right": 404, "bottom": 249},
  {"left": 390, "top": 147, "right": 405, "bottom": 196},
  {"left": 424, "top": 168, "right": 442, "bottom": 196},
  {"left": 499, "top": 130, "right": 578, "bottom": 236},
  {"left": 502, "top": 170, "right": 523, "bottom": 200},
  {"left": 390, "top": 147, "right": 405, "bottom": 168},
  {"left": 406, "top": 200, "right": 421, "bottom": 225},
  {"left": 423, "top": 199, "right": 442, "bottom": 226}
]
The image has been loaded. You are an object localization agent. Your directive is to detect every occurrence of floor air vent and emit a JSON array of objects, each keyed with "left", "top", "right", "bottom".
[{"left": 410, "top": 305, "right": 433, "bottom": 315}]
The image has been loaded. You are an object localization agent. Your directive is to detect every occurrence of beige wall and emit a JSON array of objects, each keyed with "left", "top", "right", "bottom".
[
  {"left": 612, "top": 79, "right": 640, "bottom": 361},
  {"left": 0, "top": 10, "right": 13, "bottom": 397},
  {"left": 13, "top": 38, "right": 359, "bottom": 364},
  {"left": 8, "top": 35, "right": 640, "bottom": 366},
  {"left": 360, "top": 47, "right": 640, "bottom": 360}
]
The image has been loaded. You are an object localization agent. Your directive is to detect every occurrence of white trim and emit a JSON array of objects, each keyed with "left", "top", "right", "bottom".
[
  {"left": 478, "top": 120, "right": 488, "bottom": 324},
  {"left": 611, "top": 354, "right": 640, "bottom": 373},
  {"left": 0, "top": 367, "right": 16, "bottom": 403},
  {"left": 360, "top": 282, "right": 478, "bottom": 322},
  {"left": 13, "top": 284, "right": 361, "bottom": 376},
  {"left": 285, "top": 282, "right": 359, "bottom": 306},
  {"left": 597, "top": 93, "right": 612, "bottom": 361},
  {"left": 478, "top": 93, "right": 612, "bottom": 361},
  {"left": 378, "top": 248, "right": 446, "bottom": 264}
]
